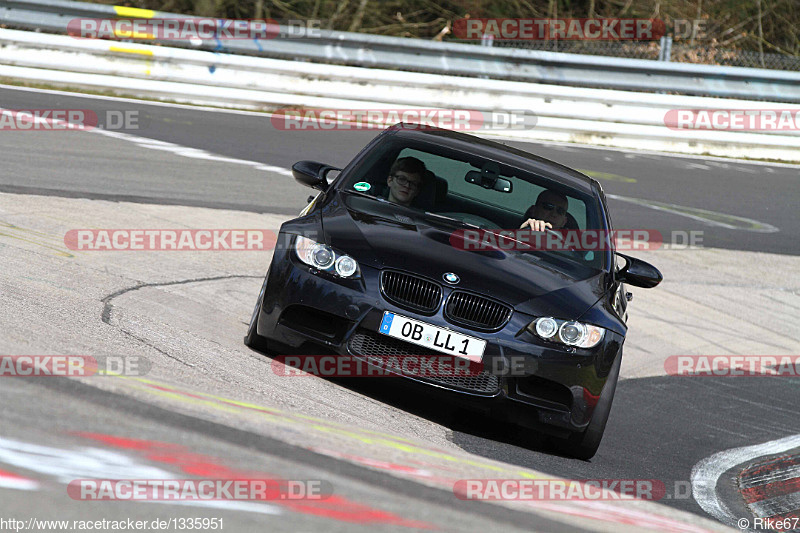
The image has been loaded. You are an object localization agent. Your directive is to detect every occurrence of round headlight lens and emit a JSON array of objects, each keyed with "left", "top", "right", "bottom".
[
  {"left": 311, "top": 245, "right": 334, "bottom": 269},
  {"left": 535, "top": 317, "right": 558, "bottom": 339},
  {"left": 294, "top": 236, "right": 358, "bottom": 278},
  {"left": 559, "top": 321, "right": 587, "bottom": 346},
  {"left": 335, "top": 255, "right": 358, "bottom": 277}
]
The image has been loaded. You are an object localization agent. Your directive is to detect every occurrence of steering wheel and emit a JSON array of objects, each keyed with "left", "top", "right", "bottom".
[{"left": 544, "top": 228, "right": 583, "bottom": 253}]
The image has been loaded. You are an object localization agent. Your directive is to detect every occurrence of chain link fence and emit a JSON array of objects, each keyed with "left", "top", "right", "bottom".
[
  {"left": 669, "top": 43, "right": 800, "bottom": 71},
  {"left": 490, "top": 40, "right": 661, "bottom": 60},
  {"left": 462, "top": 38, "right": 800, "bottom": 71}
]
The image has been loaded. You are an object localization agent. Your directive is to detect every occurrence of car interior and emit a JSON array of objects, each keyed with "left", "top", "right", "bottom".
[{"left": 349, "top": 144, "right": 591, "bottom": 233}]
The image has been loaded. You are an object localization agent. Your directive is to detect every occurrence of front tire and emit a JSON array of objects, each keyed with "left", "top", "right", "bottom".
[
  {"left": 558, "top": 350, "right": 622, "bottom": 460},
  {"left": 244, "top": 275, "right": 271, "bottom": 353}
]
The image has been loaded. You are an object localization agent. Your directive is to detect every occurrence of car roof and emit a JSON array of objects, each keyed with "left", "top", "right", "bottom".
[{"left": 384, "top": 123, "right": 600, "bottom": 194}]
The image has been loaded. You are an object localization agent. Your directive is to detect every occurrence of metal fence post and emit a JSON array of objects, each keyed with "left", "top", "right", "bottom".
[{"left": 659, "top": 36, "right": 673, "bottom": 62}]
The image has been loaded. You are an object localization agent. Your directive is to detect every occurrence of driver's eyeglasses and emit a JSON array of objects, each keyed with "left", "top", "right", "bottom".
[
  {"left": 538, "top": 202, "right": 567, "bottom": 216},
  {"left": 392, "top": 175, "right": 422, "bottom": 190}
]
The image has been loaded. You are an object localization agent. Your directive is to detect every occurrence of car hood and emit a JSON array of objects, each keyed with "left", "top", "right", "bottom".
[{"left": 321, "top": 193, "right": 608, "bottom": 318}]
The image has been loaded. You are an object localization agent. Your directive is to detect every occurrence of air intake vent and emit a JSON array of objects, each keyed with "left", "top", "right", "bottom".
[
  {"left": 349, "top": 330, "right": 500, "bottom": 394},
  {"left": 380, "top": 271, "right": 442, "bottom": 314}
]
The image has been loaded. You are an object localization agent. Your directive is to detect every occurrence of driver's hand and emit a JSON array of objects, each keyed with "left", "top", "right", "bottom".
[{"left": 520, "top": 218, "right": 552, "bottom": 232}]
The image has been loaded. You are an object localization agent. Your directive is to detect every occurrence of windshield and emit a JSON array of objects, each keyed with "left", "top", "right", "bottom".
[{"left": 340, "top": 137, "right": 608, "bottom": 270}]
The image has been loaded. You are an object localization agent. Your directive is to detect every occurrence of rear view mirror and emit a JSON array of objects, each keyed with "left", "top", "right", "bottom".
[
  {"left": 493, "top": 178, "right": 512, "bottom": 192},
  {"left": 465, "top": 162, "right": 512, "bottom": 193},
  {"left": 616, "top": 253, "right": 663, "bottom": 288},
  {"left": 292, "top": 161, "right": 341, "bottom": 190}
]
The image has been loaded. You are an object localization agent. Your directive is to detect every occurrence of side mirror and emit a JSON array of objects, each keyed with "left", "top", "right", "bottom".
[
  {"left": 616, "top": 253, "right": 663, "bottom": 288},
  {"left": 292, "top": 161, "right": 341, "bottom": 190}
]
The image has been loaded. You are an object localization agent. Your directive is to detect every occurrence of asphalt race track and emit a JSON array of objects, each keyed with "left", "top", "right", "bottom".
[
  {"left": 1, "top": 85, "right": 798, "bottom": 533},
  {"left": 1, "top": 86, "right": 797, "bottom": 254}
]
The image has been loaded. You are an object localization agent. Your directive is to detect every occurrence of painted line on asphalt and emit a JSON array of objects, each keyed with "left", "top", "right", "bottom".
[
  {"left": 3, "top": 83, "right": 800, "bottom": 170},
  {"left": 691, "top": 434, "right": 800, "bottom": 528},
  {"left": 738, "top": 454, "right": 800, "bottom": 524},
  {"left": 0, "top": 468, "right": 39, "bottom": 490},
  {"left": 0, "top": 100, "right": 780, "bottom": 235},
  {"left": 111, "top": 376, "right": 719, "bottom": 532},
  {"left": 0, "top": 105, "right": 291, "bottom": 178},
  {"left": 0, "top": 435, "right": 284, "bottom": 515},
  {"left": 607, "top": 194, "right": 779, "bottom": 232},
  {"left": 86, "top": 127, "right": 782, "bottom": 234},
  {"left": 75, "top": 431, "right": 422, "bottom": 527},
  {"left": 90, "top": 128, "right": 293, "bottom": 176}
]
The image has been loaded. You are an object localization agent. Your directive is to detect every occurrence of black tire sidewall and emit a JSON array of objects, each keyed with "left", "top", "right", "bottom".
[{"left": 564, "top": 349, "right": 623, "bottom": 459}]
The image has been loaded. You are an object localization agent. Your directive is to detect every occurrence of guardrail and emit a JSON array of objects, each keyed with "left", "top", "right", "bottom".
[
  {"left": 2, "top": 27, "right": 800, "bottom": 162},
  {"left": 3, "top": 0, "right": 800, "bottom": 103}
]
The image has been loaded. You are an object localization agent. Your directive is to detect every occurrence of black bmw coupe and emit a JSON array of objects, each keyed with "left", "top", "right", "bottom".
[{"left": 245, "top": 124, "right": 662, "bottom": 459}]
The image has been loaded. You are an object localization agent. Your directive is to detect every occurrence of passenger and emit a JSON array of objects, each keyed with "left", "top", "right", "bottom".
[{"left": 385, "top": 157, "right": 428, "bottom": 207}]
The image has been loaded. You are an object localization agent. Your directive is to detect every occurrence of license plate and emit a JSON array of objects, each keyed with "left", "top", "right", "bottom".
[{"left": 378, "top": 311, "right": 486, "bottom": 362}]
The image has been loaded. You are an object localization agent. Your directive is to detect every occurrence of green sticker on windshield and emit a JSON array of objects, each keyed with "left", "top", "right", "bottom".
[{"left": 353, "top": 182, "right": 371, "bottom": 192}]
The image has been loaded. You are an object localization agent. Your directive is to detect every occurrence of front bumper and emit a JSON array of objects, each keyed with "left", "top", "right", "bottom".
[{"left": 256, "top": 236, "right": 624, "bottom": 433}]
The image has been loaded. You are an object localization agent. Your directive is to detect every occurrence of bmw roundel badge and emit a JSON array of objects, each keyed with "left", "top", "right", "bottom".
[{"left": 443, "top": 272, "right": 460, "bottom": 284}]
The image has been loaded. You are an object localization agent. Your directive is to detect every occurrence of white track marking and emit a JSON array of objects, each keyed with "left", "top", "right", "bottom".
[
  {"left": 3, "top": 83, "right": 800, "bottom": 169},
  {"left": 0, "top": 437, "right": 282, "bottom": 515},
  {"left": 741, "top": 464, "right": 800, "bottom": 486},
  {"left": 0, "top": 469, "right": 39, "bottom": 490},
  {"left": 691, "top": 434, "right": 800, "bottom": 527},
  {"left": 90, "top": 128, "right": 293, "bottom": 176},
  {"left": 0, "top": 437, "right": 174, "bottom": 483},
  {"left": 748, "top": 492, "right": 800, "bottom": 517},
  {"left": 607, "top": 194, "right": 779, "bottom": 232},
  {"left": 154, "top": 500, "right": 282, "bottom": 515},
  {"left": 0, "top": 105, "right": 292, "bottom": 176},
  {"left": 4, "top": 100, "right": 780, "bottom": 234}
]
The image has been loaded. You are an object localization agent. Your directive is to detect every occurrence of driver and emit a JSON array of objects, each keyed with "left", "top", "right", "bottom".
[
  {"left": 520, "top": 190, "right": 569, "bottom": 231},
  {"left": 385, "top": 157, "right": 428, "bottom": 207}
]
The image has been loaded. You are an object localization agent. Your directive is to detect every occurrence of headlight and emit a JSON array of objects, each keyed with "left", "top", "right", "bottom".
[
  {"left": 559, "top": 321, "right": 586, "bottom": 345},
  {"left": 335, "top": 255, "right": 358, "bottom": 277},
  {"left": 294, "top": 235, "right": 360, "bottom": 278},
  {"left": 311, "top": 244, "right": 334, "bottom": 269},
  {"left": 528, "top": 317, "right": 605, "bottom": 349},
  {"left": 534, "top": 317, "right": 558, "bottom": 339}
]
